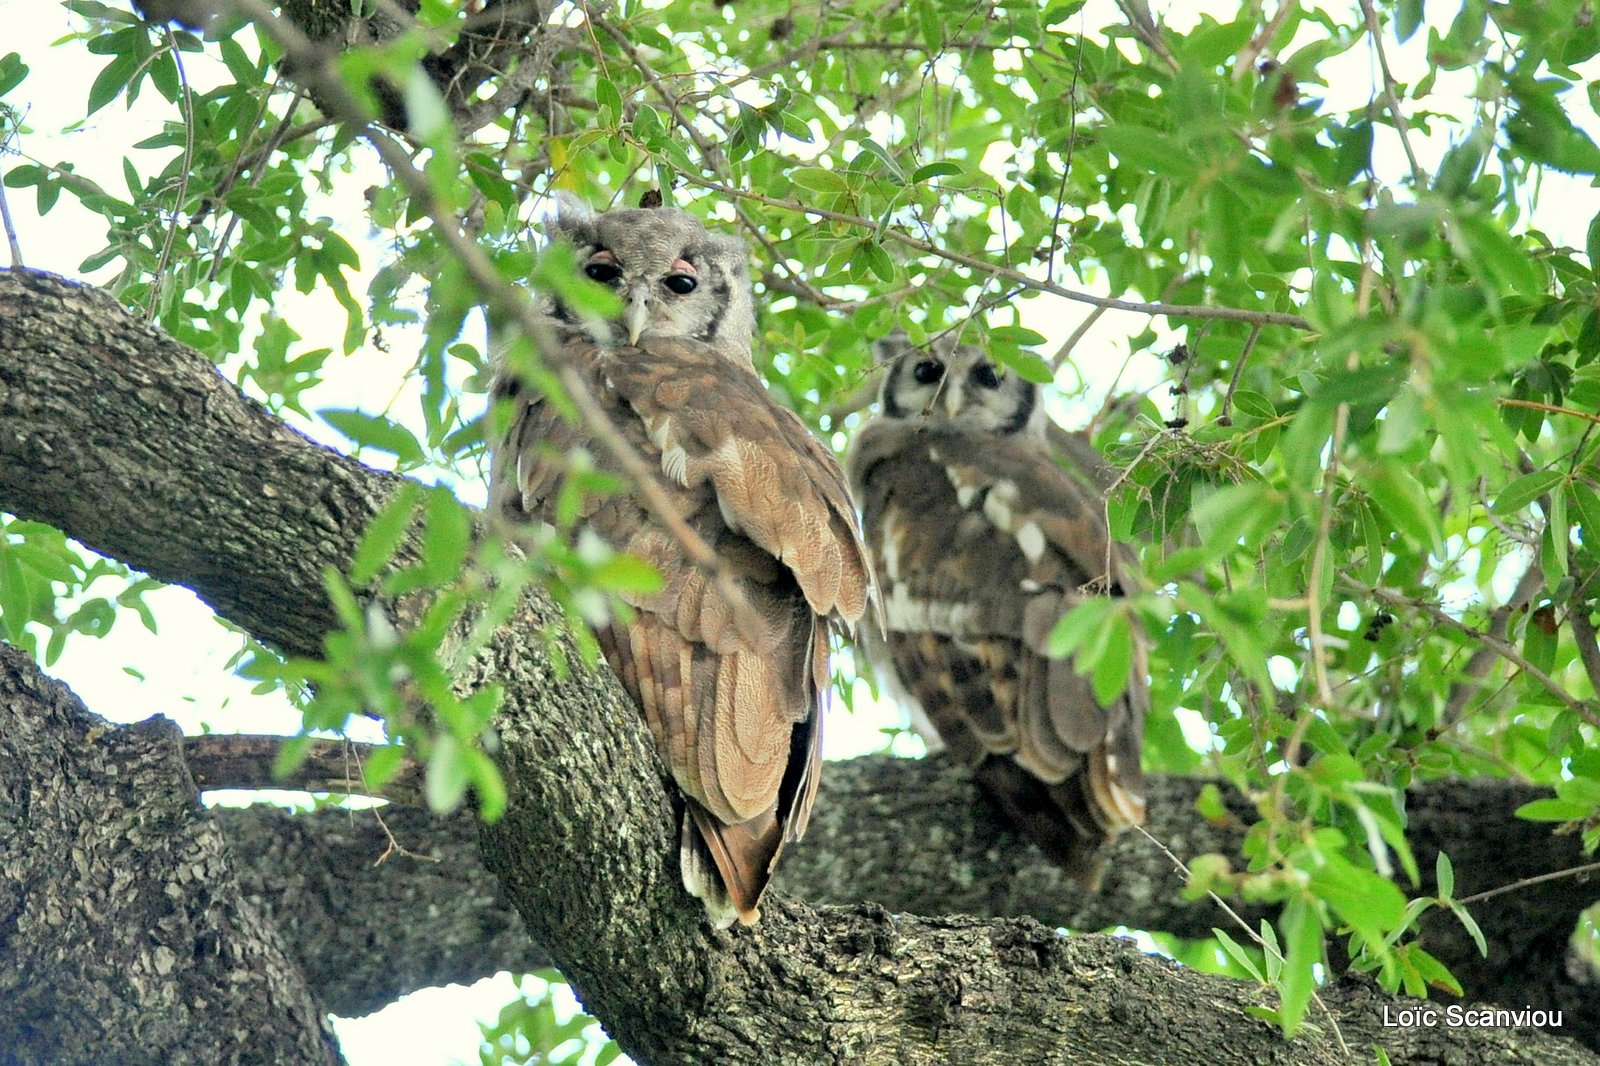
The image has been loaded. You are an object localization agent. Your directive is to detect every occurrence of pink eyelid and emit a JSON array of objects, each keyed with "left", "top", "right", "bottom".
[
  {"left": 587, "top": 250, "right": 617, "bottom": 264},
  {"left": 669, "top": 258, "right": 696, "bottom": 274}
]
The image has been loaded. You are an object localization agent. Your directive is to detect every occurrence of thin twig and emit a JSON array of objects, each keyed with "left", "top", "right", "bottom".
[
  {"left": 1441, "top": 559, "right": 1544, "bottom": 723},
  {"left": 681, "top": 177, "right": 1314, "bottom": 330},
  {"left": 1216, "top": 323, "right": 1262, "bottom": 426},
  {"left": 349, "top": 740, "right": 441, "bottom": 865},
  {"left": 1304, "top": 404, "right": 1346, "bottom": 708},
  {"left": 1231, "top": 1, "right": 1293, "bottom": 83},
  {"left": 1049, "top": 305, "right": 1107, "bottom": 371},
  {"left": 1114, "top": 0, "right": 1180, "bottom": 69},
  {"left": 1455, "top": 860, "right": 1600, "bottom": 906},
  {"left": 1497, "top": 397, "right": 1600, "bottom": 428},
  {"left": 147, "top": 28, "right": 196, "bottom": 322},
  {"left": 0, "top": 170, "right": 21, "bottom": 268},
  {"left": 1134, "top": 824, "right": 1352, "bottom": 1061},
  {"left": 1044, "top": 12, "right": 1086, "bottom": 286},
  {"left": 1357, "top": 0, "right": 1426, "bottom": 188},
  {"left": 1348, "top": 576, "right": 1600, "bottom": 729}
]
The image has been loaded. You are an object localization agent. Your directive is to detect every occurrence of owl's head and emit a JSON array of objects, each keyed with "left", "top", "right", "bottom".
[
  {"left": 541, "top": 196, "right": 756, "bottom": 358},
  {"left": 874, "top": 330, "right": 1043, "bottom": 437}
]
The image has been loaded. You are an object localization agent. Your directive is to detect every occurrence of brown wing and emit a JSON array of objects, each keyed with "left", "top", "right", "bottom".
[
  {"left": 848, "top": 420, "right": 1145, "bottom": 886},
  {"left": 491, "top": 335, "right": 872, "bottom": 925}
]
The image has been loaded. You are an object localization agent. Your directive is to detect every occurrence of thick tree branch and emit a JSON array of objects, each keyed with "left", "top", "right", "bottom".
[
  {"left": 187, "top": 734, "right": 1600, "bottom": 1047},
  {"left": 4, "top": 267, "right": 1597, "bottom": 1064},
  {"left": 0, "top": 644, "right": 341, "bottom": 1066}
]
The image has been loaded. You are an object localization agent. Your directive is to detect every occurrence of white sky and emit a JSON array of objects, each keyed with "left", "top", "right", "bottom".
[{"left": 3, "top": 0, "right": 1598, "bottom": 1062}]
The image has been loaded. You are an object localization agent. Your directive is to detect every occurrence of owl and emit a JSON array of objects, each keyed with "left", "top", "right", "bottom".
[
  {"left": 847, "top": 332, "right": 1147, "bottom": 886},
  {"left": 488, "top": 198, "right": 875, "bottom": 926}
]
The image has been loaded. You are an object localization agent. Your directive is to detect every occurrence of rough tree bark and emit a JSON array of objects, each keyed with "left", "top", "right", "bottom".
[
  {"left": 2, "top": 269, "right": 1597, "bottom": 1065},
  {"left": 0, "top": 644, "right": 341, "bottom": 1066},
  {"left": 189, "top": 736, "right": 1600, "bottom": 1047}
]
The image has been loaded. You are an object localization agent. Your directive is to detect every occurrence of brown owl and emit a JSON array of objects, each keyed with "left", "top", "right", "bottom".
[
  {"left": 488, "top": 198, "right": 875, "bottom": 926},
  {"left": 847, "top": 331, "right": 1147, "bottom": 886}
]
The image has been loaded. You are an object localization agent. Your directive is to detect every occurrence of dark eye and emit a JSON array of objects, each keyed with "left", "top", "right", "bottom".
[
  {"left": 584, "top": 261, "right": 621, "bottom": 284},
  {"left": 663, "top": 274, "right": 697, "bottom": 295},
  {"left": 971, "top": 363, "right": 1002, "bottom": 389},
  {"left": 912, "top": 359, "right": 944, "bottom": 385}
]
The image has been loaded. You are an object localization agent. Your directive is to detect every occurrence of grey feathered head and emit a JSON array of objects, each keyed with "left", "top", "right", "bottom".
[
  {"left": 874, "top": 330, "right": 1044, "bottom": 438},
  {"left": 539, "top": 196, "right": 756, "bottom": 360}
]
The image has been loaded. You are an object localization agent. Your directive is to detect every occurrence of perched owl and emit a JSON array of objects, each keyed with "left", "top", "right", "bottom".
[
  {"left": 488, "top": 199, "right": 875, "bottom": 926},
  {"left": 847, "top": 332, "right": 1147, "bottom": 885}
]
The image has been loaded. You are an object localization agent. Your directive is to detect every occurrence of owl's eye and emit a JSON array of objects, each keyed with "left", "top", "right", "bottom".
[
  {"left": 912, "top": 360, "right": 944, "bottom": 385},
  {"left": 971, "top": 363, "right": 1002, "bottom": 389},
  {"left": 584, "top": 259, "right": 622, "bottom": 284},
  {"left": 663, "top": 274, "right": 698, "bottom": 295}
]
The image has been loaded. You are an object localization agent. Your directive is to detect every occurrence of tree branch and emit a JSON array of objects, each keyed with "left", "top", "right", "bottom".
[{"left": 181, "top": 731, "right": 1600, "bottom": 1047}]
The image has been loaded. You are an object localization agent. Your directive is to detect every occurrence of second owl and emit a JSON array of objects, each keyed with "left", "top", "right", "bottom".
[{"left": 848, "top": 331, "right": 1148, "bottom": 885}]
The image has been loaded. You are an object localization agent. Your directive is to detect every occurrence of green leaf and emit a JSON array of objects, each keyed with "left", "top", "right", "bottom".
[
  {"left": 989, "top": 345, "right": 1054, "bottom": 384},
  {"left": 596, "top": 77, "right": 621, "bottom": 126},
  {"left": 790, "top": 167, "right": 848, "bottom": 194},
  {"left": 350, "top": 482, "right": 421, "bottom": 587},
  {"left": 1191, "top": 481, "right": 1284, "bottom": 559},
  {"left": 425, "top": 734, "right": 470, "bottom": 813},
  {"left": 1515, "top": 797, "right": 1592, "bottom": 820},
  {"left": 86, "top": 49, "right": 138, "bottom": 115},
  {"left": 420, "top": 487, "right": 472, "bottom": 586},
  {"left": 856, "top": 138, "right": 905, "bottom": 182},
  {"left": 591, "top": 552, "right": 663, "bottom": 594},
  {"left": 1542, "top": 487, "right": 1570, "bottom": 583},
  {"left": 1309, "top": 852, "right": 1406, "bottom": 949},
  {"left": 0, "top": 52, "right": 28, "bottom": 96},
  {"left": 1048, "top": 598, "right": 1115, "bottom": 658},
  {"left": 1089, "top": 610, "right": 1133, "bottom": 704},
  {"left": 361, "top": 744, "right": 407, "bottom": 788},
  {"left": 1396, "top": 0, "right": 1425, "bottom": 43},
  {"left": 1491, "top": 469, "right": 1564, "bottom": 515},
  {"left": 320, "top": 408, "right": 426, "bottom": 466},
  {"left": 1212, "top": 927, "right": 1265, "bottom": 983},
  {"left": 1448, "top": 901, "right": 1488, "bottom": 957},
  {"left": 1277, "top": 897, "right": 1321, "bottom": 1036},
  {"left": 632, "top": 103, "right": 664, "bottom": 145},
  {"left": 1281, "top": 403, "right": 1334, "bottom": 489},
  {"left": 1097, "top": 126, "right": 1197, "bottom": 181},
  {"left": 1367, "top": 460, "right": 1443, "bottom": 555},
  {"left": 862, "top": 241, "right": 895, "bottom": 282},
  {"left": 1435, "top": 851, "right": 1454, "bottom": 901},
  {"left": 910, "top": 161, "right": 962, "bottom": 183}
]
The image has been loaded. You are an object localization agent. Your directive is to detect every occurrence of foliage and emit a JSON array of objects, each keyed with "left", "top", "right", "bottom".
[
  {"left": 4, "top": 0, "right": 1600, "bottom": 1052},
  {"left": 478, "top": 971, "right": 624, "bottom": 1066}
]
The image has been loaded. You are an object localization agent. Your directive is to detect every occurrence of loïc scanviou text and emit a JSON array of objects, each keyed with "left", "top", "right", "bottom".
[{"left": 1383, "top": 1005, "right": 1562, "bottom": 1028}]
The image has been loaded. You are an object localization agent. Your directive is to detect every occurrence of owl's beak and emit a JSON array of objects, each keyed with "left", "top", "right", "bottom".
[
  {"left": 624, "top": 284, "right": 651, "bottom": 345},
  {"left": 942, "top": 379, "right": 965, "bottom": 417}
]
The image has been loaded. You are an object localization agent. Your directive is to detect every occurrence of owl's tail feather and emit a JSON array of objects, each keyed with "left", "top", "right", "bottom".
[
  {"left": 974, "top": 751, "right": 1143, "bottom": 891},
  {"left": 682, "top": 802, "right": 782, "bottom": 928}
]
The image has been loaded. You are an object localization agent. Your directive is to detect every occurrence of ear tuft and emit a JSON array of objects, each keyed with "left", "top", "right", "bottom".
[{"left": 873, "top": 329, "right": 916, "bottom": 365}]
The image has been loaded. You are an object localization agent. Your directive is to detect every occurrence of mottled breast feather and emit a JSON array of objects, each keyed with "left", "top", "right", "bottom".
[{"left": 848, "top": 417, "right": 1146, "bottom": 886}]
